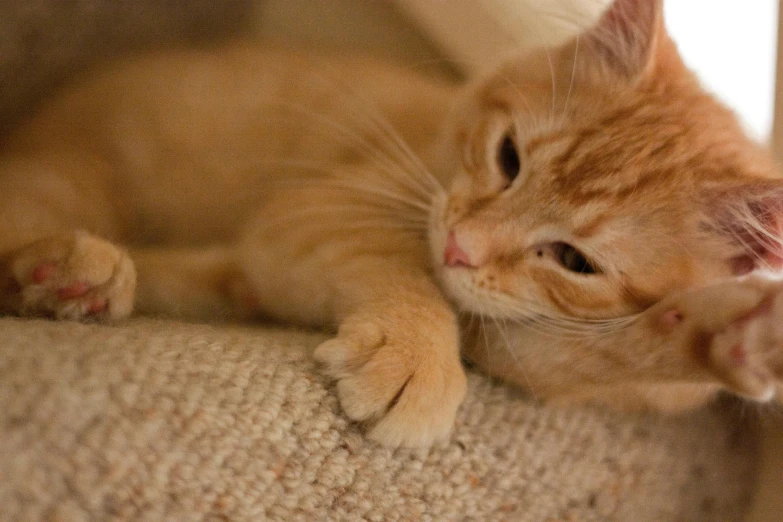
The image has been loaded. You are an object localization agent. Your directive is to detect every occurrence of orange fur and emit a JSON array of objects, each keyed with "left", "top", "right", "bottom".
[{"left": 1, "top": 0, "right": 782, "bottom": 446}]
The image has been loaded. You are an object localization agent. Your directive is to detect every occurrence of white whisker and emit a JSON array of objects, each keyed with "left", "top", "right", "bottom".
[
  {"left": 263, "top": 162, "right": 433, "bottom": 214},
  {"left": 492, "top": 298, "right": 642, "bottom": 339},
  {"left": 545, "top": 48, "right": 557, "bottom": 121},
  {"left": 258, "top": 98, "right": 436, "bottom": 201},
  {"left": 561, "top": 36, "right": 579, "bottom": 126},
  {"left": 307, "top": 72, "right": 445, "bottom": 195},
  {"left": 256, "top": 202, "right": 428, "bottom": 230},
  {"left": 489, "top": 313, "right": 540, "bottom": 401}
]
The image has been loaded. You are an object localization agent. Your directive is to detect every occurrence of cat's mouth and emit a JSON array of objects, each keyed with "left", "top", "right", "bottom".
[{"left": 429, "top": 211, "right": 504, "bottom": 315}]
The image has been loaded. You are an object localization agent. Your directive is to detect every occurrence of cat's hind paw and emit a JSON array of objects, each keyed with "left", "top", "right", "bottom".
[
  {"left": 314, "top": 313, "right": 466, "bottom": 448},
  {"left": 0, "top": 230, "right": 136, "bottom": 320}
]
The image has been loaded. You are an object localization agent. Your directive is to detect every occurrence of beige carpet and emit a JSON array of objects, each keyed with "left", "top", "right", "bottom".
[{"left": 0, "top": 318, "right": 757, "bottom": 521}]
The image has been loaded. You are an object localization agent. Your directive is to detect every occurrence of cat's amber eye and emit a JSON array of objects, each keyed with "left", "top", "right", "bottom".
[
  {"left": 553, "top": 242, "right": 599, "bottom": 275},
  {"left": 497, "top": 133, "right": 520, "bottom": 184}
]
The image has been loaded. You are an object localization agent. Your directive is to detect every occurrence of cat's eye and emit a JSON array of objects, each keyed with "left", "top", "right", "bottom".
[
  {"left": 497, "top": 133, "right": 520, "bottom": 184},
  {"left": 553, "top": 242, "right": 599, "bottom": 275}
]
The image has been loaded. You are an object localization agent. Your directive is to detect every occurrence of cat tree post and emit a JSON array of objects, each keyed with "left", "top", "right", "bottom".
[
  {"left": 746, "top": 4, "right": 783, "bottom": 521},
  {"left": 773, "top": 1, "right": 783, "bottom": 159}
]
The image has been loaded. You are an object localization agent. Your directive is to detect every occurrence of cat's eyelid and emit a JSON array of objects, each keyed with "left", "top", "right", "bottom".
[
  {"left": 530, "top": 241, "right": 603, "bottom": 277},
  {"left": 528, "top": 228, "right": 608, "bottom": 275}
]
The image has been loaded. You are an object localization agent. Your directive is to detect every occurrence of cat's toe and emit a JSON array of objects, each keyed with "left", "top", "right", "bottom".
[
  {"left": 708, "top": 323, "right": 776, "bottom": 401},
  {"left": 314, "top": 318, "right": 466, "bottom": 448},
  {"left": 365, "top": 368, "right": 466, "bottom": 448},
  {"left": 2, "top": 230, "right": 136, "bottom": 320}
]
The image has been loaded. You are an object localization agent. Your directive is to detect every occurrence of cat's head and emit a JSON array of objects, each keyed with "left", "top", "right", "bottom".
[{"left": 430, "top": 0, "right": 783, "bottom": 320}]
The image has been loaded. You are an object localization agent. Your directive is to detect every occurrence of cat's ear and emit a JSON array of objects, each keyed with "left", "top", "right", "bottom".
[
  {"left": 580, "top": 0, "right": 665, "bottom": 80},
  {"left": 706, "top": 183, "right": 783, "bottom": 274}
]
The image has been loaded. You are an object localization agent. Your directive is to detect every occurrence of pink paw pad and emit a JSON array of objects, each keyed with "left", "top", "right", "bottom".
[
  {"left": 57, "top": 282, "right": 91, "bottom": 300},
  {"left": 87, "top": 298, "right": 108, "bottom": 315},
  {"left": 728, "top": 343, "right": 747, "bottom": 367},
  {"left": 660, "top": 309, "right": 684, "bottom": 328},
  {"left": 31, "top": 262, "right": 56, "bottom": 283}
]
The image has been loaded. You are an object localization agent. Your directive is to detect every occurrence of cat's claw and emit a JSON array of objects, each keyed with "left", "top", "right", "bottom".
[
  {"left": 0, "top": 231, "right": 136, "bottom": 320},
  {"left": 314, "top": 314, "right": 466, "bottom": 448}
]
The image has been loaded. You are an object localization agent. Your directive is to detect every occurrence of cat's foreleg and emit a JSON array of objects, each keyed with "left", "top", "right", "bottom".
[
  {"left": 130, "top": 246, "right": 254, "bottom": 321},
  {"left": 312, "top": 259, "right": 467, "bottom": 447},
  {"left": 470, "top": 276, "right": 783, "bottom": 407},
  {"left": 621, "top": 276, "right": 783, "bottom": 402},
  {"left": 239, "top": 236, "right": 467, "bottom": 447}
]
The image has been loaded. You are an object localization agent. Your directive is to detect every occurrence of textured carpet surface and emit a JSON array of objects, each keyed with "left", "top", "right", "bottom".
[{"left": 0, "top": 318, "right": 757, "bottom": 521}]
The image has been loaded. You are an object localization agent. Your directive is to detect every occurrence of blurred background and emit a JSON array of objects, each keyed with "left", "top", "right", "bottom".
[
  {"left": 256, "top": 0, "right": 780, "bottom": 142},
  {"left": 1, "top": 0, "right": 778, "bottom": 145}
]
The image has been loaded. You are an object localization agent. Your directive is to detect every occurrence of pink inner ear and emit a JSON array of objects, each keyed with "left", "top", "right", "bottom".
[
  {"left": 731, "top": 256, "right": 756, "bottom": 276},
  {"left": 725, "top": 197, "right": 783, "bottom": 274},
  {"left": 749, "top": 200, "right": 783, "bottom": 269},
  {"left": 761, "top": 213, "right": 783, "bottom": 269},
  {"left": 601, "top": 0, "right": 647, "bottom": 39},
  {"left": 584, "top": 0, "right": 663, "bottom": 78}
]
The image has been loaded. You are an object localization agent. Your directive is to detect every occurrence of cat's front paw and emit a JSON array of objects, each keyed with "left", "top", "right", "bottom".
[
  {"left": 659, "top": 276, "right": 783, "bottom": 401},
  {"left": 314, "top": 311, "right": 467, "bottom": 447},
  {"left": 0, "top": 230, "right": 136, "bottom": 320}
]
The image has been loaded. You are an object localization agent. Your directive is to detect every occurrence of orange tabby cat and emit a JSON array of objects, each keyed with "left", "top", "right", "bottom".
[{"left": 1, "top": 0, "right": 782, "bottom": 447}]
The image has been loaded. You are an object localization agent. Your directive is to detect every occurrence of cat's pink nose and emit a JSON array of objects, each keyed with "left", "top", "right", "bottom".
[{"left": 444, "top": 231, "right": 474, "bottom": 268}]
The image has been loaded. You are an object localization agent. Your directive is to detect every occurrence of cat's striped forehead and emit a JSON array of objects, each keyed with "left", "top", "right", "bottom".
[{"left": 522, "top": 89, "right": 759, "bottom": 210}]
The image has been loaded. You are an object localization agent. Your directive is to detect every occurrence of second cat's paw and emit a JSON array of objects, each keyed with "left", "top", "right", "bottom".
[
  {"left": 314, "top": 312, "right": 466, "bottom": 447},
  {"left": 658, "top": 276, "right": 783, "bottom": 401},
  {"left": 0, "top": 230, "right": 136, "bottom": 320}
]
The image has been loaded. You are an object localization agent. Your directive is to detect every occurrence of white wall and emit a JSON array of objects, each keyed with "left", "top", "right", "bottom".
[
  {"left": 396, "top": 0, "right": 780, "bottom": 142},
  {"left": 664, "top": 1, "right": 779, "bottom": 142}
]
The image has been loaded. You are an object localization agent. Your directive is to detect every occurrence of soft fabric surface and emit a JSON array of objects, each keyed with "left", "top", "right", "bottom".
[{"left": 0, "top": 318, "right": 757, "bottom": 521}]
